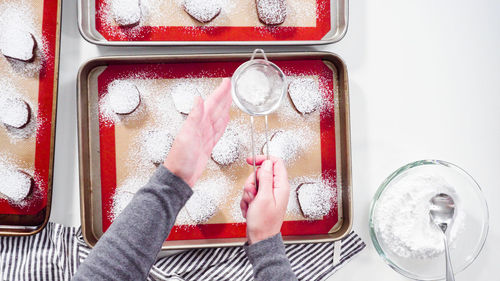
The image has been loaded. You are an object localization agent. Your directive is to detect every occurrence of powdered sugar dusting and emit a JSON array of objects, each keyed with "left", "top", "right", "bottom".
[
  {"left": 0, "top": 1, "right": 48, "bottom": 77},
  {"left": 108, "top": 73, "right": 330, "bottom": 226},
  {"left": 0, "top": 98, "right": 30, "bottom": 129},
  {"left": 0, "top": 154, "right": 42, "bottom": 207},
  {"left": 98, "top": 0, "right": 318, "bottom": 40},
  {"left": 0, "top": 166, "right": 31, "bottom": 202},
  {"left": 111, "top": 0, "right": 142, "bottom": 26},
  {"left": 170, "top": 81, "right": 201, "bottom": 114},
  {"left": 288, "top": 76, "right": 321, "bottom": 114},
  {"left": 262, "top": 127, "right": 315, "bottom": 164},
  {"left": 111, "top": 176, "right": 147, "bottom": 220},
  {"left": 183, "top": 0, "right": 221, "bottom": 23},
  {"left": 0, "top": 79, "right": 38, "bottom": 142},
  {"left": 107, "top": 80, "right": 141, "bottom": 115},
  {"left": 211, "top": 123, "right": 241, "bottom": 166},
  {"left": 288, "top": 175, "right": 336, "bottom": 219},
  {"left": 141, "top": 129, "right": 174, "bottom": 166},
  {"left": 178, "top": 175, "right": 233, "bottom": 225},
  {"left": 0, "top": 29, "right": 35, "bottom": 62},
  {"left": 256, "top": 0, "right": 287, "bottom": 25}
]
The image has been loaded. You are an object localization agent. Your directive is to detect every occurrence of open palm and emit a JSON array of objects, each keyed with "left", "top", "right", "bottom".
[{"left": 164, "top": 78, "right": 232, "bottom": 187}]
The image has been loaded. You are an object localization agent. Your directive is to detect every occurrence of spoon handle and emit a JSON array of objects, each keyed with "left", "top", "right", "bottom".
[{"left": 443, "top": 233, "right": 455, "bottom": 281}]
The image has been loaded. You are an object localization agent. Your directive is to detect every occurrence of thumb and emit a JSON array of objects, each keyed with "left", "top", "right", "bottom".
[{"left": 256, "top": 160, "right": 274, "bottom": 199}]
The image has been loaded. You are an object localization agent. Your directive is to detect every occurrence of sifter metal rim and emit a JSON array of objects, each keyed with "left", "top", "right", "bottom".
[{"left": 231, "top": 58, "right": 288, "bottom": 116}]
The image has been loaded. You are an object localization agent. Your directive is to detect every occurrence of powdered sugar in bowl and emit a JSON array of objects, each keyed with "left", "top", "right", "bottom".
[{"left": 369, "top": 160, "right": 489, "bottom": 280}]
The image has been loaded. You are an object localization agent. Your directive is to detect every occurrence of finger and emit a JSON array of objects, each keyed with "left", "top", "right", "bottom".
[
  {"left": 272, "top": 158, "right": 288, "bottom": 187},
  {"left": 186, "top": 96, "right": 204, "bottom": 124},
  {"left": 272, "top": 159, "right": 290, "bottom": 209},
  {"left": 256, "top": 160, "right": 274, "bottom": 200},
  {"left": 240, "top": 199, "right": 248, "bottom": 219},
  {"left": 246, "top": 155, "right": 282, "bottom": 166},
  {"left": 209, "top": 92, "right": 231, "bottom": 124},
  {"left": 242, "top": 190, "right": 254, "bottom": 204},
  {"left": 243, "top": 171, "right": 257, "bottom": 192},
  {"left": 205, "top": 78, "right": 231, "bottom": 114},
  {"left": 243, "top": 184, "right": 257, "bottom": 199},
  {"left": 212, "top": 113, "right": 231, "bottom": 139}
]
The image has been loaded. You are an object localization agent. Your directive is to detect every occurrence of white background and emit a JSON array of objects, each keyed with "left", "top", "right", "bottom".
[{"left": 52, "top": 0, "right": 499, "bottom": 279}]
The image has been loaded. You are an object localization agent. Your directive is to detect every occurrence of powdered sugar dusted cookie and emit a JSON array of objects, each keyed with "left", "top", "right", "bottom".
[
  {"left": 143, "top": 129, "right": 174, "bottom": 166},
  {"left": 183, "top": 0, "right": 222, "bottom": 23},
  {"left": 288, "top": 77, "right": 321, "bottom": 114},
  {"left": 107, "top": 80, "right": 141, "bottom": 115},
  {"left": 0, "top": 170, "right": 34, "bottom": 202},
  {"left": 0, "top": 98, "right": 31, "bottom": 129},
  {"left": 184, "top": 191, "right": 218, "bottom": 224},
  {"left": 211, "top": 126, "right": 240, "bottom": 166},
  {"left": 256, "top": 0, "right": 287, "bottom": 25},
  {"left": 262, "top": 130, "right": 301, "bottom": 162},
  {"left": 111, "top": 0, "right": 142, "bottom": 27},
  {"left": 0, "top": 29, "right": 36, "bottom": 62},
  {"left": 170, "top": 82, "right": 200, "bottom": 114},
  {"left": 297, "top": 182, "right": 332, "bottom": 220}
]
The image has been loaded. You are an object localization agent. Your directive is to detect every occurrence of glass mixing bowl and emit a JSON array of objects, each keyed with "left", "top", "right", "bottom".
[{"left": 369, "top": 160, "right": 489, "bottom": 280}]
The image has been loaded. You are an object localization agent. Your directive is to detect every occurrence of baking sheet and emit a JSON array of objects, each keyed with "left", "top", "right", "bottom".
[
  {"left": 0, "top": 0, "right": 61, "bottom": 235},
  {"left": 78, "top": 0, "right": 348, "bottom": 45},
  {"left": 78, "top": 52, "right": 352, "bottom": 249}
]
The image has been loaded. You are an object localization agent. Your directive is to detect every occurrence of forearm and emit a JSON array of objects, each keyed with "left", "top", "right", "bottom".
[
  {"left": 244, "top": 233, "right": 298, "bottom": 281},
  {"left": 73, "top": 165, "right": 192, "bottom": 281}
]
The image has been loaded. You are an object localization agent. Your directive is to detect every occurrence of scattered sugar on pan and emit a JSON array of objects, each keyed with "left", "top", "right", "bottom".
[
  {"left": 296, "top": 180, "right": 335, "bottom": 220},
  {"left": 170, "top": 81, "right": 201, "bottom": 114},
  {"left": 229, "top": 189, "right": 246, "bottom": 223},
  {"left": 111, "top": 190, "right": 135, "bottom": 220},
  {"left": 256, "top": 0, "right": 288, "bottom": 25},
  {"left": 183, "top": 0, "right": 222, "bottom": 23},
  {"left": 110, "top": 0, "right": 142, "bottom": 27},
  {"left": 288, "top": 76, "right": 321, "bottom": 114},
  {"left": 111, "top": 176, "right": 148, "bottom": 220}
]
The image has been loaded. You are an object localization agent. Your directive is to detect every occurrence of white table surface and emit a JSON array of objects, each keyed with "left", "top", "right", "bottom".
[{"left": 51, "top": 0, "right": 499, "bottom": 279}]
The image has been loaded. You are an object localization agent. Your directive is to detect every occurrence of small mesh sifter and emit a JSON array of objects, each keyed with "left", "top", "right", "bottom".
[{"left": 231, "top": 49, "right": 288, "bottom": 185}]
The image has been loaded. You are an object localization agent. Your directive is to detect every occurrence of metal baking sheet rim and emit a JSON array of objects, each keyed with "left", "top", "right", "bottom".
[
  {"left": 77, "top": 52, "right": 352, "bottom": 250},
  {"left": 0, "top": 0, "right": 62, "bottom": 237},
  {"left": 77, "top": 0, "right": 349, "bottom": 46}
]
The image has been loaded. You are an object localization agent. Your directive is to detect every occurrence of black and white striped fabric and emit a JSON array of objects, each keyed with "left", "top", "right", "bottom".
[
  {"left": 0, "top": 223, "right": 79, "bottom": 281},
  {"left": 1, "top": 222, "right": 365, "bottom": 281}
]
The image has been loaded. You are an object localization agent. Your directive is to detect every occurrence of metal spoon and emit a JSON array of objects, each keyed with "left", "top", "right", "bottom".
[{"left": 429, "top": 193, "right": 456, "bottom": 281}]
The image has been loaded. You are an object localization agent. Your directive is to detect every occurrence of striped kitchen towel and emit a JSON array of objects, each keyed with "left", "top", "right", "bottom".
[
  {"left": 1, "top": 222, "right": 365, "bottom": 281},
  {"left": 0, "top": 223, "right": 79, "bottom": 281}
]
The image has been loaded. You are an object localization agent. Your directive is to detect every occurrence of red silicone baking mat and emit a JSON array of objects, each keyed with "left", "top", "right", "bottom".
[
  {"left": 0, "top": 0, "right": 60, "bottom": 223},
  {"left": 94, "top": 0, "right": 331, "bottom": 42},
  {"left": 97, "top": 59, "right": 339, "bottom": 241}
]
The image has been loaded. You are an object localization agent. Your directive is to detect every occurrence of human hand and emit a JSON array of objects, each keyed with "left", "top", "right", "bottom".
[
  {"left": 240, "top": 155, "right": 290, "bottom": 245},
  {"left": 164, "top": 78, "right": 232, "bottom": 187}
]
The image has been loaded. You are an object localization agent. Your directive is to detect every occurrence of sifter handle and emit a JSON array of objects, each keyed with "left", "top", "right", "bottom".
[{"left": 251, "top": 49, "right": 268, "bottom": 61}]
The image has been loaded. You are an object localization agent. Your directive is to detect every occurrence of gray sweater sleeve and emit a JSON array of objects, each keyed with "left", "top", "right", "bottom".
[
  {"left": 244, "top": 233, "right": 298, "bottom": 281},
  {"left": 73, "top": 165, "right": 193, "bottom": 281}
]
